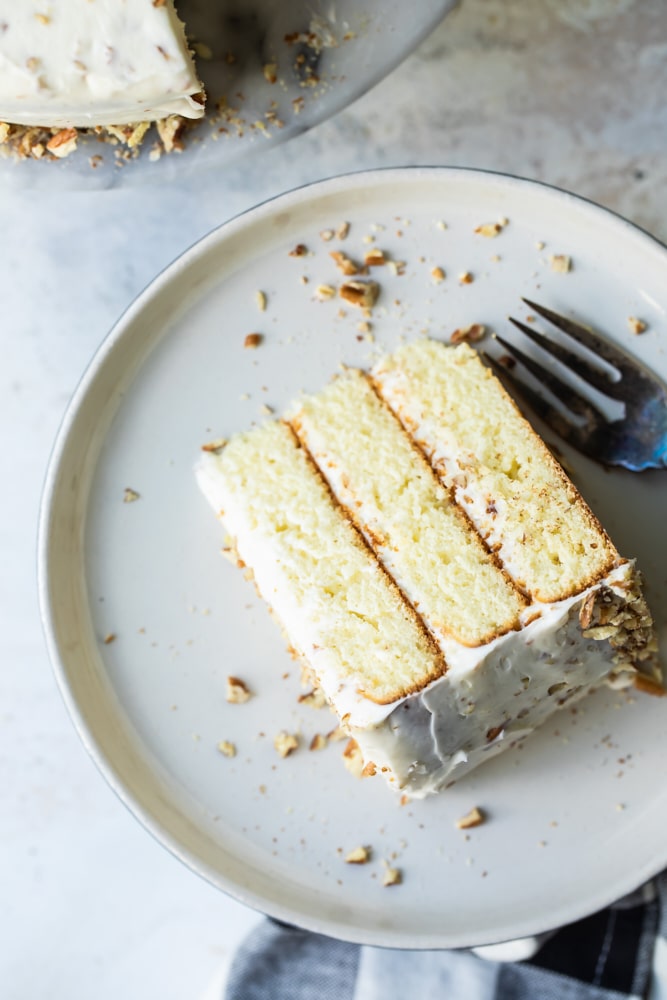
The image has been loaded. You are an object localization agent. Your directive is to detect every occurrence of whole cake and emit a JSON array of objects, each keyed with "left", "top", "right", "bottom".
[
  {"left": 196, "top": 339, "right": 659, "bottom": 798},
  {"left": 0, "top": 0, "right": 203, "bottom": 155}
]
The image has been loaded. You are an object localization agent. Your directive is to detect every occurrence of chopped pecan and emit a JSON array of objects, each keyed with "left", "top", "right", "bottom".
[
  {"left": 339, "top": 280, "right": 379, "bottom": 310},
  {"left": 456, "top": 806, "right": 486, "bottom": 830}
]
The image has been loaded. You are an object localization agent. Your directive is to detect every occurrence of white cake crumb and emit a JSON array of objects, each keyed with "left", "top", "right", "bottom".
[{"left": 549, "top": 254, "right": 572, "bottom": 273}]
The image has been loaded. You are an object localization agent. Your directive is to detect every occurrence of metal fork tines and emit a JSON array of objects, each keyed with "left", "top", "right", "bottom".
[{"left": 483, "top": 299, "right": 667, "bottom": 471}]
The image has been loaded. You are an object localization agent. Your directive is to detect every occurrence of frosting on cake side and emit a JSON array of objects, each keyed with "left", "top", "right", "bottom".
[{"left": 0, "top": 1, "right": 204, "bottom": 127}]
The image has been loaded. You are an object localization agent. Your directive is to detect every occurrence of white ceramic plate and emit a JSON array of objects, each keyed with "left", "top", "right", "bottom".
[
  {"left": 40, "top": 168, "right": 667, "bottom": 948},
  {"left": 2, "top": 0, "right": 457, "bottom": 191}
]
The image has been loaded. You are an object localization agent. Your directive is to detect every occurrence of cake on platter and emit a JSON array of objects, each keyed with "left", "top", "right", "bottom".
[
  {"left": 0, "top": 0, "right": 204, "bottom": 158},
  {"left": 0, "top": 1, "right": 353, "bottom": 163},
  {"left": 196, "top": 339, "right": 660, "bottom": 799}
]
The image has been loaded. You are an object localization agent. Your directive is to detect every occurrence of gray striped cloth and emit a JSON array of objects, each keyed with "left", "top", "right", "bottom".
[{"left": 225, "top": 875, "right": 666, "bottom": 1000}]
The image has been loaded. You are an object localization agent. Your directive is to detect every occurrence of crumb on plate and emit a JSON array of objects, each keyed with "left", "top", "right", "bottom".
[
  {"left": 226, "top": 676, "right": 252, "bottom": 703},
  {"left": 201, "top": 437, "right": 227, "bottom": 453},
  {"left": 456, "top": 806, "right": 487, "bottom": 830},
  {"left": 274, "top": 730, "right": 299, "bottom": 757},
  {"left": 450, "top": 323, "right": 486, "bottom": 345},
  {"left": 330, "top": 251, "right": 361, "bottom": 276},
  {"left": 549, "top": 254, "right": 571, "bottom": 273},
  {"left": 345, "top": 845, "right": 371, "bottom": 864},
  {"left": 298, "top": 687, "right": 328, "bottom": 709},
  {"left": 339, "top": 280, "right": 379, "bottom": 310},
  {"left": 364, "top": 248, "right": 386, "bottom": 267},
  {"left": 383, "top": 864, "right": 403, "bottom": 886},
  {"left": 474, "top": 222, "right": 503, "bottom": 238},
  {"left": 627, "top": 316, "right": 647, "bottom": 335},
  {"left": 342, "top": 737, "right": 364, "bottom": 777}
]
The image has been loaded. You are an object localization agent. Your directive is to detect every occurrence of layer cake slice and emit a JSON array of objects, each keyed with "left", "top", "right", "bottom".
[{"left": 197, "top": 339, "right": 659, "bottom": 798}]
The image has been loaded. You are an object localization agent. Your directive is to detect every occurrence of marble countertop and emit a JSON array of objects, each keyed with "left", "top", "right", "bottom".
[{"left": 2, "top": 2, "right": 666, "bottom": 998}]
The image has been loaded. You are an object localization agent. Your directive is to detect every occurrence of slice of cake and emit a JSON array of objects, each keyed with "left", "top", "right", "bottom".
[
  {"left": 196, "top": 339, "right": 659, "bottom": 798},
  {"left": 0, "top": 1, "right": 204, "bottom": 155}
]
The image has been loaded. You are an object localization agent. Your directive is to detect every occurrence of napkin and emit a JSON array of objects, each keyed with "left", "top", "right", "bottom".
[{"left": 224, "top": 875, "right": 665, "bottom": 1000}]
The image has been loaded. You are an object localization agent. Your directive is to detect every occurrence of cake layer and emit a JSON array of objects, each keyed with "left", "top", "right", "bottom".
[
  {"left": 197, "top": 420, "right": 446, "bottom": 708},
  {"left": 289, "top": 369, "right": 526, "bottom": 649},
  {"left": 373, "top": 340, "right": 619, "bottom": 603},
  {"left": 0, "top": 1, "right": 204, "bottom": 127}
]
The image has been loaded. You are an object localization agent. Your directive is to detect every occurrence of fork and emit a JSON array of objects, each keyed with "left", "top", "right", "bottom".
[{"left": 483, "top": 299, "right": 667, "bottom": 471}]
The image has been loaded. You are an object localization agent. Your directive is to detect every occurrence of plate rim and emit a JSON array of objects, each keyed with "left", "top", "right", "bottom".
[{"left": 38, "top": 165, "right": 667, "bottom": 948}]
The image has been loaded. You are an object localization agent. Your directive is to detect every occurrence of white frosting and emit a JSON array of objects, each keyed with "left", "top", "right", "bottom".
[
  {"left": 352, "top": 565, "right": 636, "bottom": 798},
  {"left": 0, "top": 1, "right": 203, "bottom": 127},
  {"left": 197, "top": 453, "right": 638, "bottom": 799}
]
